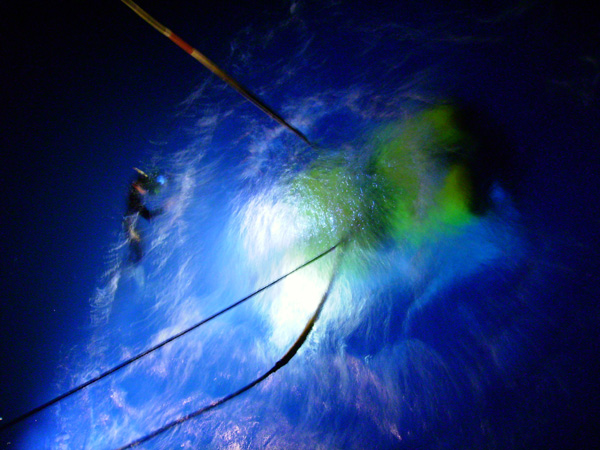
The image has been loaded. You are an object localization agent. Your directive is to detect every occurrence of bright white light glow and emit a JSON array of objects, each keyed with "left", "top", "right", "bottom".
[{"left": 266, "top": 265, "right": 330, "bottom": 350}]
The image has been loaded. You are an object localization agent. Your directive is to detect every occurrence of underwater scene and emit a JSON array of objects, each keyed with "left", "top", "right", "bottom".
[{"left": 2, "top": 1, "right": 599, "bottom": 449}]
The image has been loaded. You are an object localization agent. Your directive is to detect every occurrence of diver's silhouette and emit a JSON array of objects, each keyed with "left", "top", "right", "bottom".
[{"left": 124, "top": 168, "right": 165, "bottom": 264}]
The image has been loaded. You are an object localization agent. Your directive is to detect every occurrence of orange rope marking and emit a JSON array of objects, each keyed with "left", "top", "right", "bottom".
[{"left": 121, "top": 0, "right": 313, "bottom": 146}]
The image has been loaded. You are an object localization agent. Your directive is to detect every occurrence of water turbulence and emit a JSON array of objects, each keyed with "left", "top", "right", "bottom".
[
  {"left": 14, "top": 3, "right": 587, "bottom": 449},
  {"left": 228, "top": 104, "right": 525, "bottom": 449},
  {"left": 39, "top": 98, "right": 532, "bottom": 450}
]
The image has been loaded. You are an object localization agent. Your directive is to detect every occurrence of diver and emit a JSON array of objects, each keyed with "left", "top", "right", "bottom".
[{"left": 124, "top": 168, "right": 167, "bottom": 264}]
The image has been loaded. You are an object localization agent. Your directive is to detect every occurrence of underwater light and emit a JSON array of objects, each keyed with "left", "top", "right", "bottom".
[{"left": 268, "top": 268, "right": 330, "bottom": 349}]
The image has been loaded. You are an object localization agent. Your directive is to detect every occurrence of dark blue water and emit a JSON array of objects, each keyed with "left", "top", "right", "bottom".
[{"left": 2, "top": 1, "right": 599, "bottom": 449}]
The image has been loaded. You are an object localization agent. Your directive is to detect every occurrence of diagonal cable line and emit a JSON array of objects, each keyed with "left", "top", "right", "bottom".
[
  {"left": 121, "top": 0, "right": 314, "bottom": 147},
  {"left": 0, "top": 241, "right": 342, "bottom": 432},
  {"left": 116, "top": 241, "right": 345, "bottom": 449}
]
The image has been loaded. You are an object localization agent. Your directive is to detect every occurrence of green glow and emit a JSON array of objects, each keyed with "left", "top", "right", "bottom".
[
  {"left": 290, "top": 156, "right": 366, "bottom": 246},
  {"left": 289, "top": 104, "right": 479, "bottom": 254},
  {"left": 371, "top": 105, "right": 476, "bottom": 244}
]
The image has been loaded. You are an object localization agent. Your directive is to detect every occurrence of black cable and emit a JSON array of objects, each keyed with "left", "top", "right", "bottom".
[
  {"left": 0, "top": 241, "right": 341, "bottom": 432},
  {"left": 121, "top": 0, "right": 314, "bottom": 148},
  {"left": 117, "top": 243, "right": 344, "bottom": 449}
]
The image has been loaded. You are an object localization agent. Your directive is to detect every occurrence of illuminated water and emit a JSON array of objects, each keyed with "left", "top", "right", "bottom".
[{"left": 11, "top": 1, "right": 600, "bottom": 449}]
